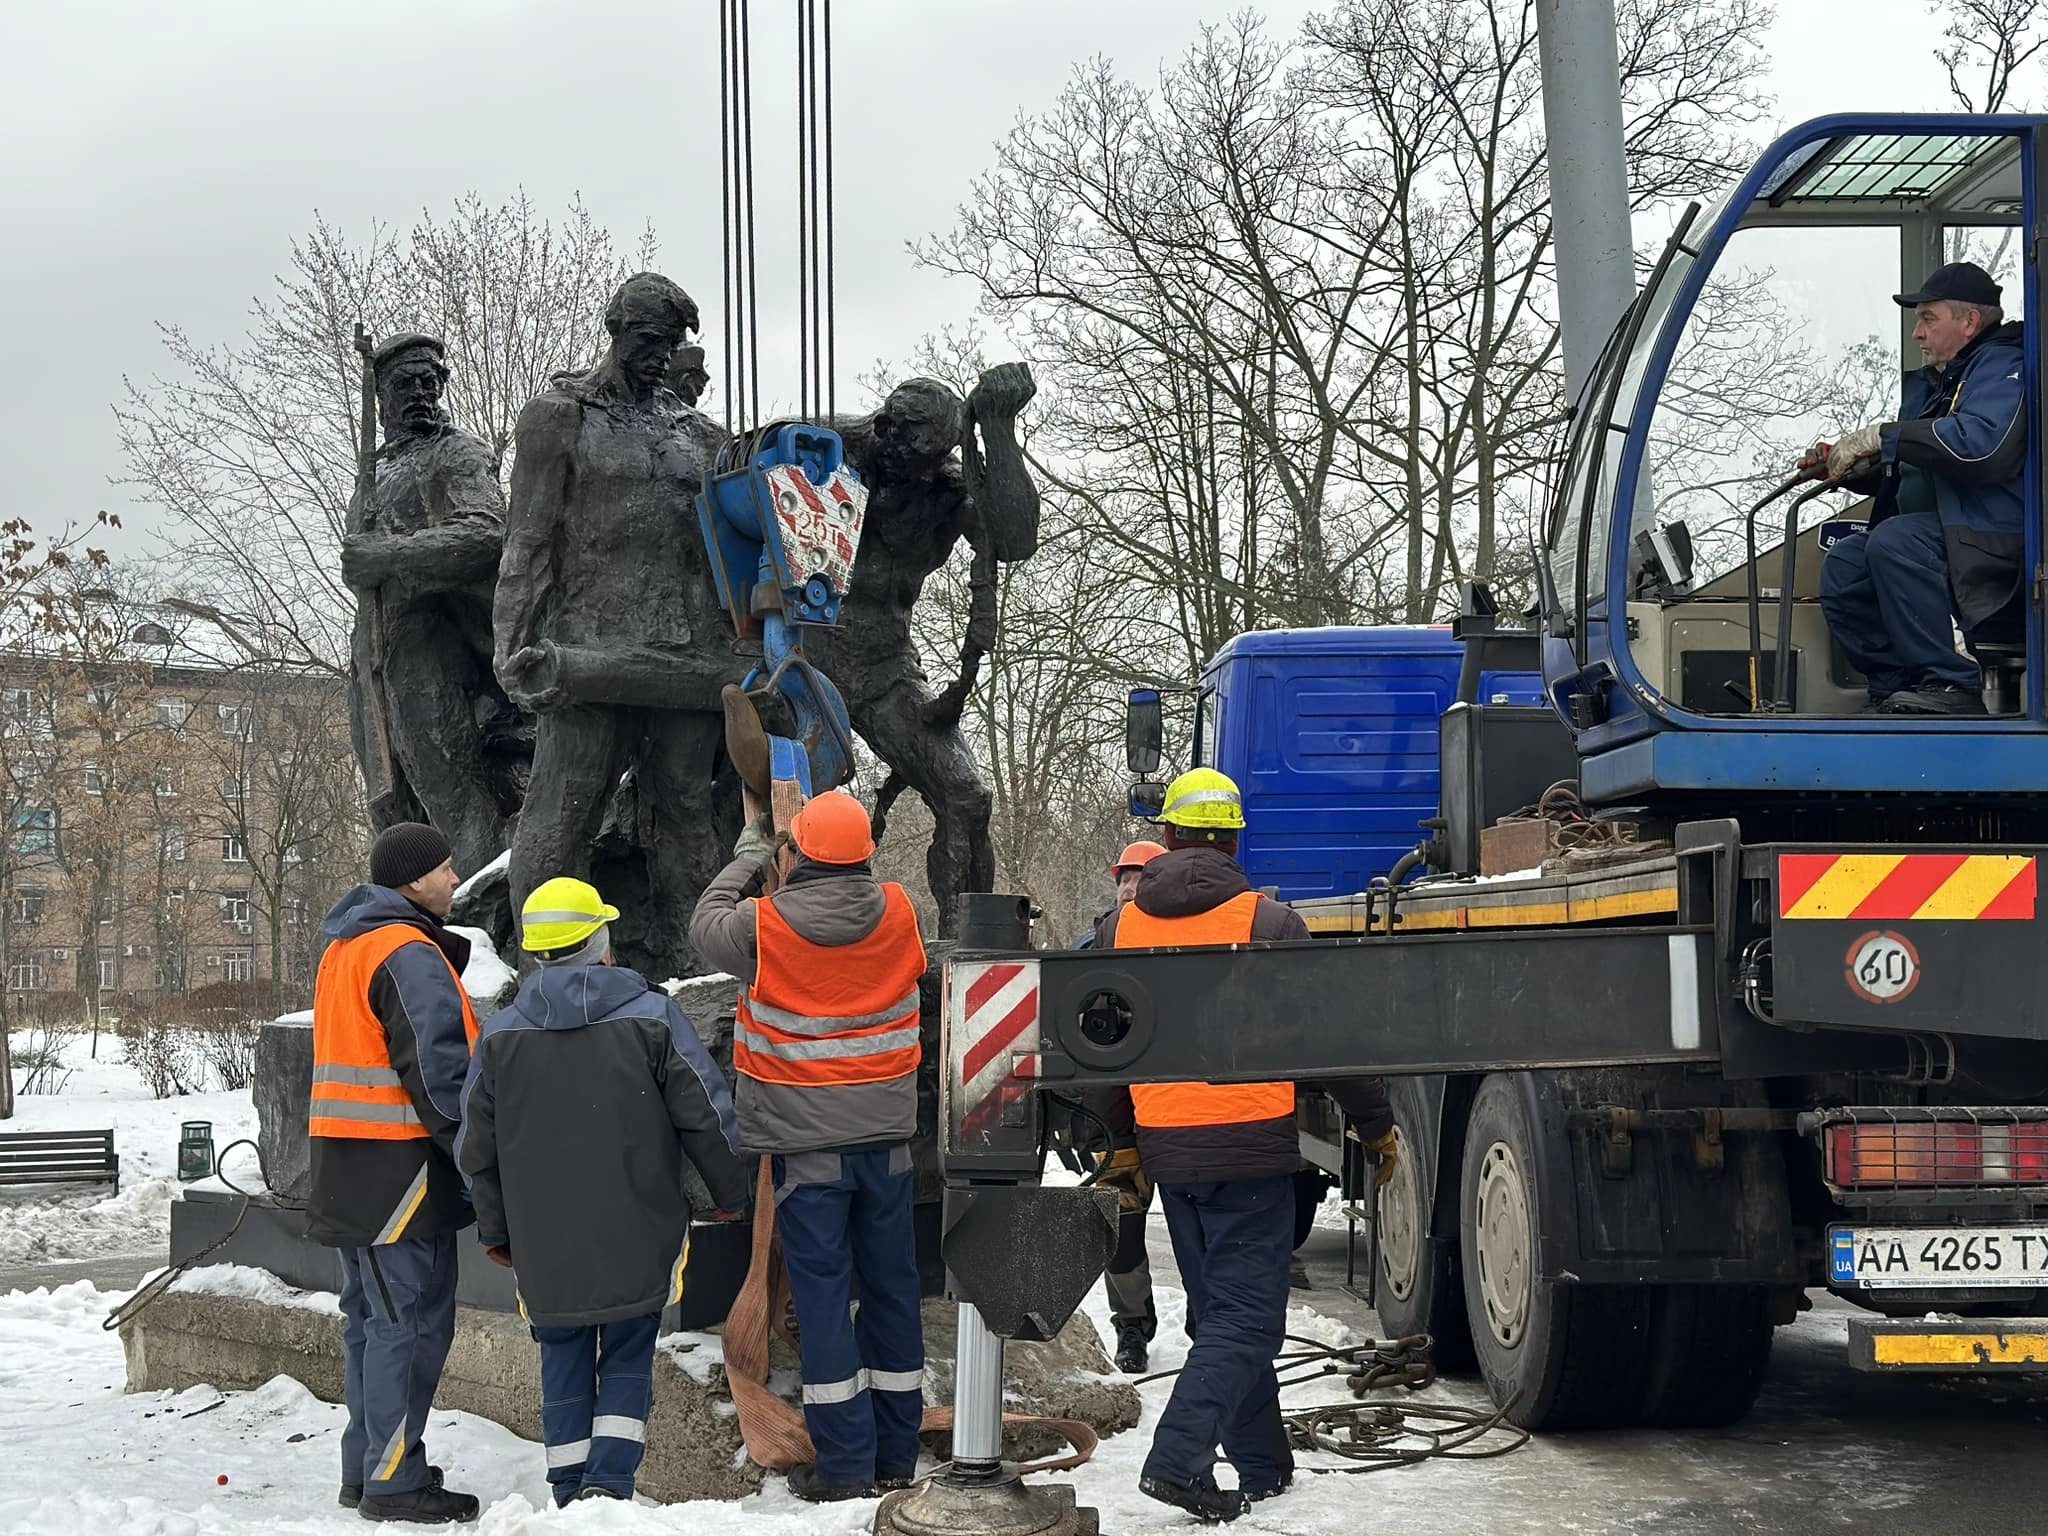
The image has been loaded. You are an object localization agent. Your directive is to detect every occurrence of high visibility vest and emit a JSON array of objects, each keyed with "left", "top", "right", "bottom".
[
  {"left": 734, "top": 884, "right": 927, "bottom": 1088},
  {"left": 309, "top": 924, "right": 479, "bottom": 1140},
  {"left": 1115, "top": 890, "right": 1295, "bottom": 1128}
]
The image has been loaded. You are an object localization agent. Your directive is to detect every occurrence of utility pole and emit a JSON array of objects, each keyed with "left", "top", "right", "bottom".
[{"left": 1537, "top": 0, "right": 1637, "bottom": 404}]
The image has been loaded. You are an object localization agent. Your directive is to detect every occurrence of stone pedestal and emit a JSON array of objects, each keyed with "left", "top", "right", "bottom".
[{"left": 251, "top": 1018, "right": 316, "bottom": 1204}]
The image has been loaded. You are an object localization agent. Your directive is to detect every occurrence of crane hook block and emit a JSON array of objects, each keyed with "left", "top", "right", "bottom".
[{"left": 697, "top": 422, "right": 868, "bottom": 636}]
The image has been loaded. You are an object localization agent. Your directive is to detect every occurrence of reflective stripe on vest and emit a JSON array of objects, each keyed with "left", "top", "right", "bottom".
[
  {"left": 735, "top": 883, "right": 928, "bottom": 1089},
  {"left": 309, "top": 922, "right": 479, "bottom": 1141},
  {"left": 1115, "top": 889, "right": 1294, "bottom": 1128}
]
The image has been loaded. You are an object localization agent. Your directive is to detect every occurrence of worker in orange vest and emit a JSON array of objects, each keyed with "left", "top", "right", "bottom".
[
  {"left": 1087, "top": 769, "right": 1396, "bottom": 1524},
  {"left": 689, "top": 790, "right": 929, "bottom": 1503},
  {"left": 309, "top": 822, "right": 482, "bottom": 1525}
]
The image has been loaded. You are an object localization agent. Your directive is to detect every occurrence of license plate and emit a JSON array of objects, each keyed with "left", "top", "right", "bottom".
[{"left": 1830, "top": 1225, "right": 2048, "bottom": 1288}]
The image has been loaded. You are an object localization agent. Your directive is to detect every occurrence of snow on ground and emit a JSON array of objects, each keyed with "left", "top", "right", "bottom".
[
  {"left": 0, "top": 1040, "right": 258, "bottom": 1266},
  {"left": 0, "top": 1267, "right": 1514, "bottom": 1536}
]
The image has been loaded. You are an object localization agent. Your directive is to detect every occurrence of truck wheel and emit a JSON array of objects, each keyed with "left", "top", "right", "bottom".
[
  {"left": 1636, "top": 1285, "right": 1773, "bottom": 1427},
  {"left": 1374, "top": 1122, "right": 1475, "bottom": 1370},
  {"left": 1459, "top": 1074, "right": 1651, "bottom": 1430}
]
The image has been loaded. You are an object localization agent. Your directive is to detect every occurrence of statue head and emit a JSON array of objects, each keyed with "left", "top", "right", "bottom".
[
  {"left": 603, "top": 273, "right": 699, "bottom": 400},
  {"left": 372, "top": 333, "right": 450, "bottom": 439},
  {"left": 666, "top": 343, "right": 710, "bottom": 407},
  {"left": 872, "top": 378, "right": 964, "bottom": 480}
]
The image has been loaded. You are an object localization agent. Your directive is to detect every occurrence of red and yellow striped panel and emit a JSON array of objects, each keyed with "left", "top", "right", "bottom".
[{"left": 1778, "top": 853, "right": 2036, "bottom": 921}]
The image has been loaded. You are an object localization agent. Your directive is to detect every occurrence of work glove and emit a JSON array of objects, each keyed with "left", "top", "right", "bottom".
[
  {"left": 733, "top": 811, "right": 778, "bottom": 867},
  {"left": 1358, "top": 1127, "right": 1401, "bottom": 1191},
  {"left": 1095, "top": 1146, "right": 1153, "bottom": 1214},
  {"left": 1824, "top": 423, "right": 1884, "bottom": 483},
  {"left": 1794, "top": 440, "right": 1832, "bottom": 482},
  {"left": 484, "top": 1243, "right": 514, "bottom": 1269}
]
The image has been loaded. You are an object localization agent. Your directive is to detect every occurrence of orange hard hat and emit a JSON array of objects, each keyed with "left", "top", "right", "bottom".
[
  {"left": 791, "top": 790, "right": 877, "bottom": 865},
  {"left": 1109, "top": 840, "right": 1168, "bottom": 875}
]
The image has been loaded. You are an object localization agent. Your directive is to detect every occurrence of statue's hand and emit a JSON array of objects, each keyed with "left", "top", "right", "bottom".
[
  {"left": 340, "top": 534, "right": 395, "bottom": 590},
  {"left": 968, "top": 361, "right": 1036, "bottom": 424},
  {"left": 497, "top": 642, "right": 564, "bottom": 711}
]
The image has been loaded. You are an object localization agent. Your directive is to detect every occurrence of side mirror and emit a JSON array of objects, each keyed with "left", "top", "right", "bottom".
[
  {"left": 1125, "top": 689, "right": 1163, "bottom": 776},
  {"left": 1129, "top": 780, "right": 1167, "bottom": 819}
]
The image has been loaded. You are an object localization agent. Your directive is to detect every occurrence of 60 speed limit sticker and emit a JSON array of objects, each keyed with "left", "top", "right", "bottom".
[{"left": 1844, "top": 930, "right": 1921, "bottom": 1004}]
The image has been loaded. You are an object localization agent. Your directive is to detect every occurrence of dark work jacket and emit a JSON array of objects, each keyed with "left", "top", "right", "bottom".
[
  {"left": 1859, "top": 323, "right": 2028, "bottom": 629},
  {"left": 306, "top": 885, "right": 477, "bottom": 1249},
  {"left": 1084, "top": 846, "right": 1393, "bottom": 1184},
  {"left": 455, "top": 963, "right": 750, "bottom": 1327}
]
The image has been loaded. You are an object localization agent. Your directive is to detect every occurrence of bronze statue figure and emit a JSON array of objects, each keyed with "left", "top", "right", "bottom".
[
  {"left": 494, "top": 273, "right": 745, "bottom": 977},
  {"left": 340, "top": 333, "right": 523, "bottom": 880}
]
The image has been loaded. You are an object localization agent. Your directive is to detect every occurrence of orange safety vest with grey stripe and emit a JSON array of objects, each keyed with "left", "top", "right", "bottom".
[
  {"left": 1116, "top": 891, "right": 1294, "bottom": 1127},
  {"left": 309, "top": 923, "right": 480, "bottom": 1141},
  {"left": 734, "top": 885, "right": 927, "bottom": 1088}
]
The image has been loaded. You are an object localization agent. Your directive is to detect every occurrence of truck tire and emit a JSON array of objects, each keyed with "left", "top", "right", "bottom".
[
  {"left": 1459, "top": 1074, "right": 1651, "bottom": 1430},
  {"left": 1374, "top": 1120, "right": 1476, "bottom": 1370},
  {"left": 1636, "top": 1284, "right": 1773, "bottom": 1427}
]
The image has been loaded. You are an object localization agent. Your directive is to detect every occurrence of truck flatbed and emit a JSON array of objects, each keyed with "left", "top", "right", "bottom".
[{"left": 1294, "top": 850, "right": 1680, "bottom": 935}]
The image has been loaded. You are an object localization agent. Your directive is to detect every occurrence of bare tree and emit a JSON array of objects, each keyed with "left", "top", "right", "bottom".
[
  {"left": 116, "top": 195, "right": 657, "bottom": 673},
  {"left": 1933, "top": 0, "right": 2048, "bottom": 111}
]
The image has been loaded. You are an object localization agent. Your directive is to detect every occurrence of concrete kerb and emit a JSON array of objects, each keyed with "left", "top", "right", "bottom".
[{"left": 118, "top": 1291, "right": 1139, "bottom": 1503}]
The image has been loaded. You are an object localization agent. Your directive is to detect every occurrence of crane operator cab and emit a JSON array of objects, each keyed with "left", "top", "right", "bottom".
[{"left": 1546, "top": 113, "right": 2048, "bottom": 809}]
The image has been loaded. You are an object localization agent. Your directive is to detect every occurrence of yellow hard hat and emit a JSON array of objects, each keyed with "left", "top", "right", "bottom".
[
  {"left": 1158, "top": 767, "right": 1246, "bottom": 831},
  {"left": 520, "top": 876, "right": 621, "bottom": 953}
]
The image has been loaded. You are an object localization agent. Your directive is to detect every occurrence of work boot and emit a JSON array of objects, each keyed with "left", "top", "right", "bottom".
[
  {"left": 876, "top": 1469, "right": 920, "bottom": 1493},
  {"left": 786, "top": 1464, "right": 876, "bottom": 1503},
  {"left": 1290, "top": 1257, "right": 1313, "bottom": 1291},
  {"left": 1881, "top": 683, "right": 1986, "bottom": 716},
  {"left": 341, "top": 1465, "right": 443, "bottom": 1510},
  {"left": 1139, "top": 1474, "right": 1247, "bottom": 1524},
  {"left": 357, "top": 1481, "right": 480, "bottom": 1524},
  {"left": 574, "top": 1487, "right": 626, "bottom": 1502},
  {"left": 1114, "top": 1319, "right": 1150, "bottom": 1373}
]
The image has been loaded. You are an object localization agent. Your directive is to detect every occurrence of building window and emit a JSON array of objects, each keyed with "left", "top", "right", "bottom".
[
  {"left": 3, "top": 688, "right": 29, "bottom": 720},
  {"left": 7, "top": 956, "right": 43, "bottom": 992},
  {"left": 222, "top": 948, "right": 254, "bottom": 983},
  {"left": 97, "top": 956, "right": 117, "bottom": 992},
  {"left": 154, "top": 766, "right": 181, "bottom": 799},
  {"left": 84, "top": 760, "right": 107, "bottom": 796},
  {"left": 161, "top": 825, "right": 186, "bottom": 862},
  {"left": 89, "top": 686, "right": 119, "bottom": 714},
  {"left": 164, "top": 885, "right": 186, "bottom": 917},
  {"left": 284, "top": 895, "right": 308, "bottom": 927},
  {"left": 222, "top": 773, "right": 249, "bottom": 801},
  {"left": 157, "top": 697, "right": 188, "bottom": 730},
  {"left": 222, "top": 834, "right": 247, "bottom": 864},
  {"left": 218, "top": 703, "right": 248, "bottom": 738},
  {"left": 8, "top": 890, "right": 45, "bottom": 924},
  {"left": 222, "top": 889, "right": 251, "bottom": 929},
  {"left": 15, "top": 808, "right": 55, "bottom": 855}
]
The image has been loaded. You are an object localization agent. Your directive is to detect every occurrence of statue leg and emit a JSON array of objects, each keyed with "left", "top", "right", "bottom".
[
  {"left": 378, "top": 610, "right": 507, "bottom": 878},
  {"left": 847, "top": 677, "right": 994, "bottom": 936},
  {"left": 510, "top": 704, "right": 629, "bottom": 919},
  {"left": 637, "top": 710, "right": 739, "bottom": 980}
]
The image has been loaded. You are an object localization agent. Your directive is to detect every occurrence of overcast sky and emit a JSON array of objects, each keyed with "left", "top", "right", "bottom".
[{"left": 0, "top": 0, "right": 1997, "bottom": 555}]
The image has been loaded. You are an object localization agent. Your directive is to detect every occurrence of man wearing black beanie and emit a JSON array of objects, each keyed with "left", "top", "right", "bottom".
[{"left": 310, "top": 822, "right": 483, "bottom": 1523}]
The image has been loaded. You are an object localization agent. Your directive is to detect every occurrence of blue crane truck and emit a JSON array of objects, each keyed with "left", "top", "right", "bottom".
[{"left": 939, "top": 113, "right": 2048, "bottom": 1432}]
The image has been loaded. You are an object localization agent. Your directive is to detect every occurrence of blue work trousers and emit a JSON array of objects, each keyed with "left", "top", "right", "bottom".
[
  {"left": 773, "top": 1146, "right": 925, "bottom": 1485},
  {"left": 1820, "top": 514, "right": 1978, "bottom": 701},
  {"left": 532, "top": 1310, "right": 661, "bottom": 1506},
  {"left": 338, "top": 1230, "right": 459, "bottom": 1496},
  {"left": 1146, "top": 1177, "right": 1294, "bottom": 1495}
]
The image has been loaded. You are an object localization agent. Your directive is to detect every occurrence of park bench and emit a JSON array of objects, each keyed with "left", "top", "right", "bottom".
[{"left": 0, "top": 1129, "right": 119, "bottom": 1189}]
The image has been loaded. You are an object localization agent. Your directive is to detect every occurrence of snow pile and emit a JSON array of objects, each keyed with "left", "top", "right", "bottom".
[
  {"left": 657, "top": 1329, "right": 727, "bottom": 1388},
  {"left": 450, "top": 924, "right": 517, "bottom": 1003},
  {"left": 455, "top": 849, "right": 511, "bottom": 900},
  {"left": 1, "top": 1042, "right": 259, "bottom": 1266},
  {"left": 169, "top": 1262, "right": 342, "bottom": 1316}
]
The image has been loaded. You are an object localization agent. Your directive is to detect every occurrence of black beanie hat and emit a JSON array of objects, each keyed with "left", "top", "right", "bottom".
[{"left": 370, "top": 823, "right": 452, "bottom": 889}]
